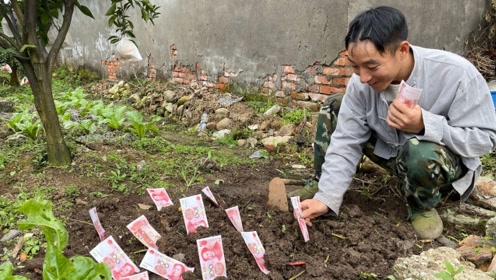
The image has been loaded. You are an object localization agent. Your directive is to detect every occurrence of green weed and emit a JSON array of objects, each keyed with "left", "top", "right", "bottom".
[{"left": 434, "top": 260, "right": 463, "bottom": 280}]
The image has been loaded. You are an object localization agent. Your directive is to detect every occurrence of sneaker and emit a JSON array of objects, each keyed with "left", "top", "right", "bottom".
[
  {"left": 411, "top": 209, "right": 443, "bottom": 240},
  {"left": 287, "top": 179, "right": 319, "bottom": 200}
]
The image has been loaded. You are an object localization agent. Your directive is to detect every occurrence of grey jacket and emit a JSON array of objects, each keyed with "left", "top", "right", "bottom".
[{"left": 314, "top": 45, "right": 496, "bottom": 215}]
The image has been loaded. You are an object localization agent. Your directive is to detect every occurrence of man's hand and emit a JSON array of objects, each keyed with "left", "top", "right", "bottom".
[
  {"left": 299, "top": 199, "right": 329, "bottom": 226},
  {"left": 387, "top": 99, "right": 424, "bottom": 133}
]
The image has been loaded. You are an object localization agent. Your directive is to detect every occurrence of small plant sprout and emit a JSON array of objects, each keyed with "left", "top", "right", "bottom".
[
  {"left": 266, "top": 211, "right": 272, "bottom": 220},
  {"left": 434, "top": 260, "right": 463, "bottom": 280}
]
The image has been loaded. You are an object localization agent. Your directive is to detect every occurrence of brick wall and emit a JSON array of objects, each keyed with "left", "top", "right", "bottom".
[{"left": 102, "top": 49, "right": 353, "bottom": 111}]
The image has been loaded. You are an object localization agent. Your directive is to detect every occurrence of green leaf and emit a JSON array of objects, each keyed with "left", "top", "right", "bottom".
[
  {"left": 0, "top": 263, "right": 29, "bottom": 280},
  {"left": 75, "top": 2, "right": 95, "bottom": 19},
  {"left": 107, "top": 15, "right": 116, "bottom": 27},
  {"left": 71, "top": 256, "right": 112, "bottom": 279},
  {"left": 17, "top": 200, "right": 111, "bottom": 280},
  {"left": 141, "top": 9, "right": 149, "bottom": 21},
  {"left": 40, "top": 13, "right": 51, "bottom": 25},
  {"left": 105, "top": 3, "right": 117, "bottom": 16},
  {"left": 444, "top": 260, "right": 455, "bottom": 274},
  {"left": 17, "top": 200, "right": 68, "bottom": 252}
]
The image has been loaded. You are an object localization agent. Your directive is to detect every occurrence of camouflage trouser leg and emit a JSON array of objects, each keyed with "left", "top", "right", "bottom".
[
  {"left": 313, "top": 93, "right": 343, "bottom": 179},
  {"left": 394, "top": 139, "right": 466, "bottom": 219},
  {"left": 313, "top": 94, "right": 466, "bottom": 220}
]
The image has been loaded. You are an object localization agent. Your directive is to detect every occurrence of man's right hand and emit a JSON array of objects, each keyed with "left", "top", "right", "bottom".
[{"left": 300, "top": 199, "right": 329, "bottom": 226}]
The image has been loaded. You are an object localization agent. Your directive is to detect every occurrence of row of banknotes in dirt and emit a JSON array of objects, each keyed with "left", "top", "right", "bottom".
[{"left": 87, "top": 186, "right": 310, "bottom": 280}]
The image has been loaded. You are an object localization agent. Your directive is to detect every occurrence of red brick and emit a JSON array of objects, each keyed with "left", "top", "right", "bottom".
[
  {"left": 332, "top": 77, "right": 349, "bottom": 86},
  {"left": 178, "top": 72, "right": 186, "bottom": 78},
  {"left": 281, "top": 81, "right": 296, "bottom": 90},
  {"left": 333, "top": 57, "right": 350, "bottom": 67},
  {"left": 264, "top": 81, "right": 276, "bottom": 89},
  {"left": 320, "top": 85, "right": 344, "bottom": 94},
  {"left": 343, "top": 67, "right": 355, "bottom": 76},
  {"left": 290, "top": 91, "right": 309, "bottom": 100},
  {"left": 283, "top": 65, "right": 295, "bottom": 74},
  {"left": 277, "top": 98, "right": 290, "bottom": 106},
  {"left": 304, "top": 65, "right": 317, "bottom": 75},
  {"left": 187, "top": 74, "right": 196, "bottom": 80},
  {"left": 306, "top": 84, "right": 320, "bottom": 92},
  {"left": 286, "top": 73, "right": 299, "bottom": 82},
  {"left": 323, "top": 66, "right": 340, "bottom": 76},
  {"left": 314, "top": 75, "right": 330, "bottom": 85}
]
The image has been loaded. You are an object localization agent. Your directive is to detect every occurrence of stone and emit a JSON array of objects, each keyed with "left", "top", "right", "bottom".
[
  {"left": 1, "top": 230, "right": 21, "bottom": 242},
  {"left": 393, "top": 247, "right": 491, "bottom": 280},
  {"left": 261, "top": 136, "right": 293, "bottom": 152},
  {"left": 456, "top": 235, "right": 495, "bottom": 267},
  {"left": 471, "top": 176, "right": 496, "bottom": 211},
  {"left": 0, "top": 100, "right": 15, "bottom": 112},
  {"left": 487, "top": 217, "right": 496, "bottom": 240},
  {"left": 267, "top": 177, "right": 288, "bottom": 212},
  {"left": 237, "top": 139, "right": 246, "bottom": 146},
  {"left": 216, "top": 118, "right": 232, "bottom": 130},
  {"left": 164, "top": 90, "right": 175, "bottom": 102},
  {"left": 215, "top": 108, "right": 229, "bottom": 120},
  {"left": 246, "top": 138, "right": 258, "bottom": 148},
  {"left": 278, "top": 124, "right": 295, "bottom": 136}
]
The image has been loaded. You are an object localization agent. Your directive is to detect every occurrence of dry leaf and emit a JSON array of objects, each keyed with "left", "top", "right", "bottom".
[
  {"left": 138, "top": 203, "right": 152, "bottom": 210},
  {"left": 19, "top": 252, "right": 28, "bottom": 262}
]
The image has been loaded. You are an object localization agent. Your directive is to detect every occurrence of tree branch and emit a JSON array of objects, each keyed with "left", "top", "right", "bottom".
[
  {"left": 24, "top": 0, "right": 45, "bottom": 62},
  {"left": 47, "top": 0, "right": 76, "bottom": 70}
]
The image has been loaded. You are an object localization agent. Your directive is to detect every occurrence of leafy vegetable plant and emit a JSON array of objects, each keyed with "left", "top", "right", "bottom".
[{"left": 15, "top": 199, "right": 111, "bottom": 280}]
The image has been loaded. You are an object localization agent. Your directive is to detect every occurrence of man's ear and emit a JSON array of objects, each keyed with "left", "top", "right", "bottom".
[{"left": 399, "top": 41, "right": 410, "bottom": 58}]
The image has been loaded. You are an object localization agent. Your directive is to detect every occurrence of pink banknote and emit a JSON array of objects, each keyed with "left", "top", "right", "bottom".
[
  {"left": 202, "top": 186, "right": 219, "bottom": 207},
  {"left": 139, "top": 248, "right": 194, "bottom": 280},
  {"left": 197, "top": 235, "right": 227, "bottom": 280},
  {"left": 396, "top": 80, "right": 422, "bottom": 108},
  {"left": 90, "top": 236, "right": 140, "bottom": 280},
  {"left": 147, "top": 188, "right": 173, "bottom": 211},
  {"left": 120, "top": 271, "right": 149, "bottom": 280},
  {"left": 180, "top": 194, "right": 209, "bottom": 234},
  {"left": 89, "top": 207, "right": 105, "bottom": 241},
  {"left": 290, "top": 196, "right": 310, "bottom": 242},
  {"left": 241, "top": 231, "right": 270, "bottom": 274},
  {"left": 225, "top": 206, "right": 243, "bottom": 232},
  {"left": 127, "top": 215, "right": 161, "bottom": 249}
]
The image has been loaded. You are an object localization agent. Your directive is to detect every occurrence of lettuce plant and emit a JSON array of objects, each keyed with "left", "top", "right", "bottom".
[{"left": 16, "top": 199, "right": 111, "bottom": 280}]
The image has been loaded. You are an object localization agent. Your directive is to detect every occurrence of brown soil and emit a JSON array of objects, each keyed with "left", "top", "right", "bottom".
[
  {"left": 2, "top": 139, "right": 451, "bottom": 280},
  {"left": 0, "top": 81, "right": 477, "bottom": 280}
]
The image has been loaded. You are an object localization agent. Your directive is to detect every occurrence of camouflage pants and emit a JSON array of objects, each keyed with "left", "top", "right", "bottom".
[{"left": 313, "top": 93, "right": 467, "bottom": 218}]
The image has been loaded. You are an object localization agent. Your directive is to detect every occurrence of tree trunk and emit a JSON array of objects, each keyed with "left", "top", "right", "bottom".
[
  {"left": 22, "top": 1, "right": 72, "bottom": 166},
  {"left": 9, "top": 60, "right": 19, "bottom": 87},
  {"left": 29, "top": 63, "right": 71, "bottom": 166}
]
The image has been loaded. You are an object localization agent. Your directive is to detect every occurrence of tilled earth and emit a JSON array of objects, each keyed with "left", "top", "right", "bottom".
[{"left": 1, "top": 143, "right": 445, "bottom": 280}]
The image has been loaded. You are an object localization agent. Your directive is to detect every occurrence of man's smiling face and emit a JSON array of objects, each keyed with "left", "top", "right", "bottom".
[{"left": 347, "top": 40, "right": 403, "bottom": 92}]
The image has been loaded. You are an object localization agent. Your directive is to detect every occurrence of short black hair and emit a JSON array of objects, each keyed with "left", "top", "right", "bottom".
[{"left": 345, "top": 6, "right": 408, "bottom": 54}]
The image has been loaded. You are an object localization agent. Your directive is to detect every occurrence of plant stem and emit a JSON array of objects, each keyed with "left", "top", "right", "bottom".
[{"left": 289, "top": 270, "right": 306, "bottom": 280}]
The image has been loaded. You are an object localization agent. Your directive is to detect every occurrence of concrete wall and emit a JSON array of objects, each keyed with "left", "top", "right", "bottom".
[{"left": 67, "top": 0, "right": 487, "bottom": 103}]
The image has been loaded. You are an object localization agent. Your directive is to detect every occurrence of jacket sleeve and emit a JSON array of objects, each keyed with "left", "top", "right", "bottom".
[{"left": 415, "top": 75, "right": 496, "bottom": 158}]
